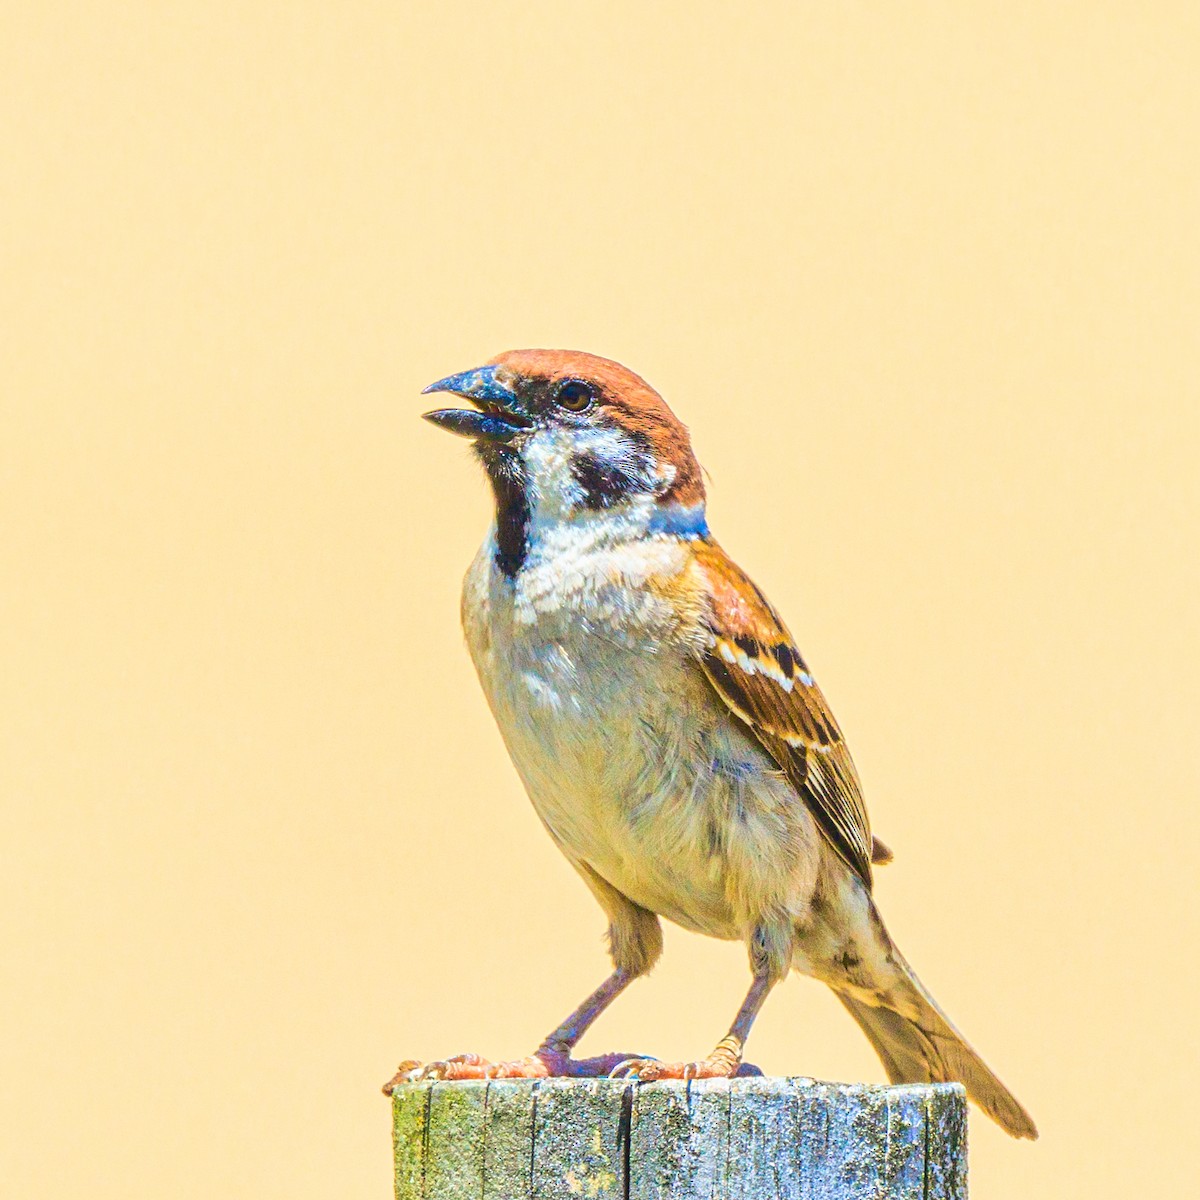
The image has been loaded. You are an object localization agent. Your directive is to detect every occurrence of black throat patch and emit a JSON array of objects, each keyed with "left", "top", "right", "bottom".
[{"left": 476, "top": 444, "right": 531, "bottom": 578}]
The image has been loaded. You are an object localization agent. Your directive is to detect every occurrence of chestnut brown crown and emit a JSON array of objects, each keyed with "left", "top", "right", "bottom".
[{"left": 487, "top": 349, "right": 706, "bottom": 507}]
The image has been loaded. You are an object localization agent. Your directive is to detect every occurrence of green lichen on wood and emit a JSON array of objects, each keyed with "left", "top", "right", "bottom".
[
  {"left": 628, "top": 1079, "right": 695, "bottom": 1197},
  {"left": 482, "top": 1081, "right": 537, "bottom": 1200},
  {"left": 426, "top": 1081, "right": 487, "bottom": 1196},
  {"left": 925, "top": 1083, "right": 969, "bottom": 1200},
  {"left": 531, "top": 1078, "right": 629, "bottom": 1199},
  {"left": 391, "top": 1077, "right": 968, "bottom": 1199},
  {"left": 391, "top": 1079, "right": 429, "bottom": 1199}
]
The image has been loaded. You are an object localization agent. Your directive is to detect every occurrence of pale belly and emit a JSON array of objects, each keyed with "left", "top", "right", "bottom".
[{"left": 462, "top": 545, "right": 819, "bottom": 941}]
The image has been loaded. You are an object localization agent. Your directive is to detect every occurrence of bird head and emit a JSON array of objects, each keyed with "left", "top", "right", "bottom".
[{"left": 423, "top": 350, "right": 707, "bottom": 549}]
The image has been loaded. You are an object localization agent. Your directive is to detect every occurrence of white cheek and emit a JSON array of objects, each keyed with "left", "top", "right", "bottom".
[
  {"left": 520, "top": 424, "right": 658, "bottom": 526},
  {"left": 519, "top": 430, "right": 580, "bottom": 519}
]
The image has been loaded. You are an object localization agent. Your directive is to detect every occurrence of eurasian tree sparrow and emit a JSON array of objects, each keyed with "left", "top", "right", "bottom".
[{"left": 386, "top": 350, "right": 1036, "bottom": 1140}]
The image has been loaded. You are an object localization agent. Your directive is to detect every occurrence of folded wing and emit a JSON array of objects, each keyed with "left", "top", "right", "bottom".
[{"left": 692, "top": 540, "right": 875, "bottom": 888}]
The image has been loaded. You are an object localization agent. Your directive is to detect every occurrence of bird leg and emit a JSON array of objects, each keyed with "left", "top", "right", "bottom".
[
  {"left": 610, "top": 969, "right": 774, "bottom": 1081},
  {"left": 383, "top": 968, "right": 650, "bottom": 1093}
]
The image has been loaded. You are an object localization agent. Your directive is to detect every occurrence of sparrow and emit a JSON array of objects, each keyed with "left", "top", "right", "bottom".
[{"left": 385, "top": 349, "right": 1037, "bottom": 1140}]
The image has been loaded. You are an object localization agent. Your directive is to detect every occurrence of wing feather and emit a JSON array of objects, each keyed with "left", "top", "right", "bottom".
[{"left": 692, "top": 540, "right": 875, "bottom": 887}]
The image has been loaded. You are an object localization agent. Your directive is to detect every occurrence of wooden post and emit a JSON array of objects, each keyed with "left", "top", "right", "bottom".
[{"left": 392, "top": 1076, "right": 967, "bottom": 1199}]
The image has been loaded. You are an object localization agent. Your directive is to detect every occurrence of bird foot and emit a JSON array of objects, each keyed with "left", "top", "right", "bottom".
[
  {"left": 382, "top": 1048, "right": 652, "bottom": 1094},
  {"left": 383, "top": 1052, "right": 553, "bottom": 1092},
  {"left": 609, "top": 1051, "right": 762, "bottom": 1081}
]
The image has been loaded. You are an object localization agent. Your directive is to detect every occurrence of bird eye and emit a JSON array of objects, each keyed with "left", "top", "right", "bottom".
[{"left": 555, "top": 379, "right": 593, "bottom": 412}]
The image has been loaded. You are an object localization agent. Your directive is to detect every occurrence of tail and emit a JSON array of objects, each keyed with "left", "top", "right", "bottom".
[{"left": 836, "top": 950, "right": 1038, "bottom": 1140}]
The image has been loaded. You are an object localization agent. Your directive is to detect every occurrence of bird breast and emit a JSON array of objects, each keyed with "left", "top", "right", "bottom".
[{"left": 460, "top": 528, "right": 820, "bottom": 940}]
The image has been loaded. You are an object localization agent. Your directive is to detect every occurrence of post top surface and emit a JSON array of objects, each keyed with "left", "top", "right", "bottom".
[{"left": 390, "top": 1074, "right": 966, "bottom": 1098}]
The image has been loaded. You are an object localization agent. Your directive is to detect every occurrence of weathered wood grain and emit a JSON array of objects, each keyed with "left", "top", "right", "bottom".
[
  {"left": 532, "top": 1078, "right": 631, "bottom": 1200},
  {"left": 925, "top": 1082, "right": 969, "bottom": 1200},
  {"left": 391, "top": 1076, "right": 968, "bottom": 1199},
  {"left": 481, "top": 1082, "right": 537, "bottom": 1200},
  {"left": 425, "top": 1081, "right": 487, "bottom": 1198}
]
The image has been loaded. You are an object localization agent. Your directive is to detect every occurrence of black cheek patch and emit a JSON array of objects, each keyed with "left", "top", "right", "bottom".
[{"left": 571, "top": 454, "right": 639, "bottom": 510}]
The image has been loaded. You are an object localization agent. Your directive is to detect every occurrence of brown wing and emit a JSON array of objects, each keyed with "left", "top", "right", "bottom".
[{"left": 693, "top": 540, "right": 876, "bottom": 888}]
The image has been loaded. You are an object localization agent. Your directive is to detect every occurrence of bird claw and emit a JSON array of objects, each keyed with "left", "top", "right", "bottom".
[
  {"left": 608, "top": 1054, "right": 761, "bottom": 1081},
  {"left": 609, "top": 1056, "right": 663, "bottom": 1080},
  {"left": 382, "top": 1060, "right": 425, "bottom": 1094},
  {"left": 382, "top": 1053, "right": 495, "bottom": 1091},
  {"left": 383, "top": 1050, "right": 573, "bottom": 1091}
]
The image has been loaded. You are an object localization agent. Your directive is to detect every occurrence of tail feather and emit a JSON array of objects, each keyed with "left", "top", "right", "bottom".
[{"left": 836, "top": 959, "right": 1038, "bottom": 1140}]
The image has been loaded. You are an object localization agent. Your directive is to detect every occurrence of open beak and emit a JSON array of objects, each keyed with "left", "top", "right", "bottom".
[{"left": 421, "top": 366, "right": 533, "bottom": 443}]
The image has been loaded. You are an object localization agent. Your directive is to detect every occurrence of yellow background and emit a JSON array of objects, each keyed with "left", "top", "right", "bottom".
[{"left": 3, "top": 4, "right": 1197, "bottom": 1198}]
